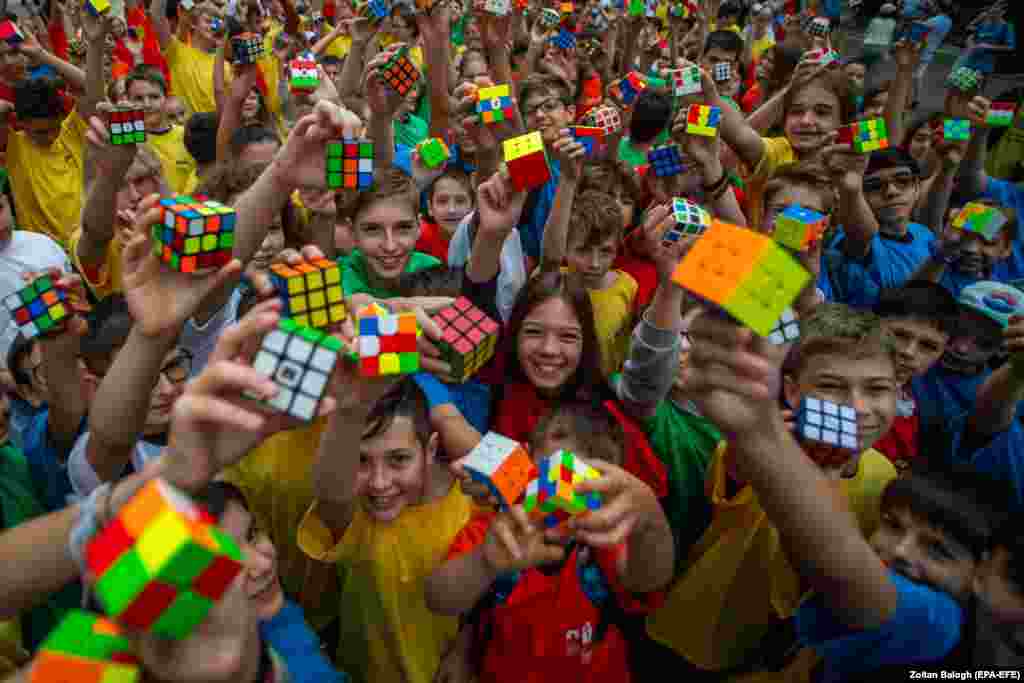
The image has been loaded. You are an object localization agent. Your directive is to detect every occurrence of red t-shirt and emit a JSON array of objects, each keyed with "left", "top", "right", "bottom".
[
  {"left": 873, "top": 394, "right": 920, "bottom": 472},
  {"left": 415, "top": 218, "right": 450, "bottom": 262},
  {"left": 741, "top": 82, "right": 764, "bottom": 114},
  {"left": 447, "top": 512, "right": 663, "bottom": 683},
  {"left": 615, "top": 228, "right": 658, "bottom": 312}
]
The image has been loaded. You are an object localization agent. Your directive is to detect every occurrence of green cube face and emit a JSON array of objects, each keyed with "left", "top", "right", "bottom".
[
  {"left": 219, "top": 232, "right": 234, "bottom": 249},
  {"left": 209, "top": 526, "right": 243, "bottom": 561},
  {"left": 327, "top": 158, "right": 343, "bottom": 172},
  {"left": 151, "top": 538, "right": 217, "bottom": 586},
  {"left": 35, "top": 275, "right": 52, "bottom": 292},
  {"left": 327, "top": 172, "right": 343, "bottom": 188},
  {"left": 36, "top": 314, "right": 53, "bottom": 331},
  {"left": 327, "top": 142, "right": 343, "bottom": 155},
  {"left": 151, "top": 590, "right": 213, "bottom": 640},
  {"left": 168, "top": 253, "right": 180, "bottom": 269},
  {"left": 44, "top": 611, "right": 133, "bottom": 660},
  {"left": 359, "top": 142, "right": 374, "bottom": 157},
  {"left": 399, "top": 353, "right": 420, "bottom": 373},
  {"left": 95, "top": 549, "right": 150, "bottom": 616},
  {"left": 19, "top": 287, "right": 36, "bottom": 304}
]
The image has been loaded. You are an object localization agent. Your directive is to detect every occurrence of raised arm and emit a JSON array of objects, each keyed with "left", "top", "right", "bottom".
[
  {"left": 822, "top": 141, "right": 877, "bottom": 260},
  {"left": 538, "top": 132, "right": 584, "bottom": 271},
  {"left": 77, "top": 10, "right": 112, "bottom": 122},
  {"left": 970, "top": 320, "right": 1024, "bottom": 437},
  {"left": 18, "top": 29, "right": 85, "bottom": 94},
  {"left": 959, "top": 96, "right": 992, "bottom": 198},
  {"left": 216, "top": 65, "right": 259, "bottom": 163},
  {"left": 337, "top": 18, "right": 377, "bottom": 99},
  {"left": 417, "top": 6, "right": 452, "bottom": 138},
  {"left": 883, "top": 40, "right": 920, "bottom": 148},
  {"left": 150, "top": 0, "right": 173, "bottom": 49},
  {"left": 699, "top": 66, "right": 766, "bottom": 172},
  {"left": 467, "top": 172, "right": 527, "bottom": 285}
]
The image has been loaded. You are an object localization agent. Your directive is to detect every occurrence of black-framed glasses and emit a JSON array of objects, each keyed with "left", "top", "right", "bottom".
[
  {"left": 863, "top": 174, "right": 915, "bottom": 195},
  {"left": 524, "top": 98, "right": 565, "bottom": 118}
]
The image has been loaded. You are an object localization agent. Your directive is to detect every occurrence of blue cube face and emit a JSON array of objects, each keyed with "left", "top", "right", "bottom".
[{"left": 359, "top": 317, "right": 378, "bottom": 336}]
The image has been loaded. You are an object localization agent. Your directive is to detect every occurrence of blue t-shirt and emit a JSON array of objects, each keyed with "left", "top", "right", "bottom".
[
  {"left": 966, "top": 21, "right": 1016, "bottom": 73},
  {"left": 946, "top": 413, "right": 1024, "bottom": 512},
  {"left": 796, "top": 571, "right": 963, "bottom": 682},
  {"left": 827, "top": 222, "right": 935, "bottom": 309},
  {"left": 22, "top": 409, "right": 83, "bottom": 512},
  {"left": 516, "top": 157, "right": 562, "bottom": 261},
  {"left": 260, "top": 601, "right": 348, "bottom": 683},
  {"left": 911, "top": 364, "right": 1003, "bottom": 428}
]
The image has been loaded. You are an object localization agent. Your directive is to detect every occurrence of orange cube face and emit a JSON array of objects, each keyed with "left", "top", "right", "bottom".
[
  {"left": 672, "top": 221, "right": 766, "bottom": 304},
  {"left": 30, "top": 653, "right": 107, "bottom": 683},
  {"left": 492, "top": 450, "right": 536, "bottom": 506},
  {"left": 398, "top": 314, "right": 418, "bottom": 335},
  {"left": 118, "top": 483, "right": 167, "bottom": 538}
]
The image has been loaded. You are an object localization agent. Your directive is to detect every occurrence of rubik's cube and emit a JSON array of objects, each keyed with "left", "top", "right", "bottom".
[
  {"left": 559, "top": 2, "right": 574, "bottom": 15},
  {"left": 476, "top": 83, "right": 515, "bottom": 124},
  {"left": 807, "top": 16, "right": 830, "bottom": 36},
  {"left": 551, "top": 27, "right": 576, "bottom": 49},
  {"left": 569, "top": 125, "right": 604, "bottom": 156},
  {"left": 380, "top": 46, "right": 419, "bottom": 97},
  {"left": 712, "top": 62, "right": 731, "bottom": 83},
  {"left": 484, "top": 0, "right": 511, "bottom": 15},
  {"left": 431, "top": 296, "right": 500, "bottom": 382},
  {"left": 84, "top": 479, "right": 243, "bottom": 639},
  {"left": 838, "top": 117, "right": 889, "bottom": 153},
  {"left": 539, "top": 8, "right": 561, "bottom": 28},
  {"left": 582, "top": 105, "right": 622, "bottom": 136},
  {"left": 356, "top": 303, "right": 420, "bottom": 376},
  {"left": 946, "top": 66, "right": 981, "bottom": 93},
  {"left": 987, "top": 102, "right": 1016, "bottom": 128},
  {"left": 767, "top": 307, "right": 799, "bottom": 345},
  {"left": 503, "top": 131, "right": 551, "bottom": 191},
  {"left": 107, "top": 106, "right": 146, "bottom": 145},
  {"left": 231, "top": 32, "right": 263, "bottom": 65},
  {"left": 270, "top": 257, "right": 346, "bottom": 329},
  {"left": 524, "top": 451, "right": 602, "bottom": 529},
  {"left": 463, "top": 432, "right": 537, "bottom": 507},
  {"left": 610, "top": 72, "right": 647, "bottom": 107},
  {"left": 514, "top": 0, "right": 528, "bottom": 10},
  {"left": 952, "top": 202, "right": 1007, "bottom": 242},
  {"left": 664, "top": 198, "right": 710, "bottom": 244},
  {"left": 671, "top": 220, "right": 811, "bottom": 337},
  {"left": 648, "top": 144, "right": 685, "bottom": 177},
  {"left": 795, "top": 396, "right": 859, "bottom": 454},
  {"left": 84, "top": 0, "right": 111, "bottom": 17},
  {"left": 417, "top": 137, "right": 450, "bottom": 168},
  {"left": 804, "top": 47, "right": 839, "bottom": 65},
  {"left": 4, "top": 274, "right": 70, "bottom": 340},
  {"left": 152, "top": 196, "right": 236, "bottom": 273},
  {"left": 943, "top": 118, "right": 971, "bottom": 141},
  {"left": 773, "top": 204, "right": 828, "bottom": 252},
  {"left": 251, "top": 318, "right": 341, "bottom": 420},
  {"left": 30, "top": 610, "right": 139, "bottom": 683},
  {"left": 668, "top": 66, "right": 702, "bottom": 97},
  {"left": 289, "top": 54, "right": 320, "bottom": 92},
  {"left": 627, "top": 0, "right": 644, "bottom": 16},
  {"left": 0, "top": 20, "right": 23, "bottom": 45},
  {"left": 686, "top": 104, "right": 720, "bottom": 137},
  {"left": 358, "top": 0, "right": 390, "bottom": 21},
  {"left": 326, "top": 138, "right": 373, "bottom": 190}
]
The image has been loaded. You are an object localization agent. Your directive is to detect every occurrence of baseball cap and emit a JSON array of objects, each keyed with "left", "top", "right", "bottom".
[{"left": 958, "top": 281, "right": 1024, "bottom": 329}]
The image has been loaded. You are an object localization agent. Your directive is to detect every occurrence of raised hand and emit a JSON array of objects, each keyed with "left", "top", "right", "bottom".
[
  {"left": 966, "top": 95, "right": 992, "bottom": 129},
  {"left": 272, "top": 100, "right": 364, "bottom": 190},
  {"left": 86, "top": 111, "right": 140, "bottom": 179},
  {"left": 821, "top": 134, "right": 870, "bottom": 195},
  {"left": 482, "top": 504, "right": 567, "bottom": 574},
  {"left": 363, "top": 43, "right": 408, "bottom": 118},
  {"left": 551, "top": 129, "right": 585, "bottom": 184},
  {"left": 476, "top": 171, "right": 527, "bottom": 241},
  {"left": 569, "top": 460, "right": 663, "bottom": 547}
]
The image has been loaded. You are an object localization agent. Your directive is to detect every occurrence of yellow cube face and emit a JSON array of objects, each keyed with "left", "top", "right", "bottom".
[
  {"left": 291, "top": 295, "right": 308, "bottom": 313},
  {"left": 307, "top": 271, "right": 324, "bottom": 289},
  {"left": 329, "top": 304, "right": 347, "bottom": 321},
  {"left": 325, "top": 267, "right": 341, "bottom": 285},
  {"left": 478, "top": 83, "right": 510, "bottom": 101},
  {"left": 503, "top": 131, "right": 544, "bottom": 162},
  {"left": 101, "top": 663, "right": 140, "bottom": 683},
  {"left": 294, "top": 314, "right": 310, "bottom": 327},
  {"left": 308, "top": 291, "right": 326, "bottom": 308},
  {"left": 327, "top": 285, "right": 343, "bottom": 303},
  {"left": 311, "top": 309, "right": 328, "bottom": 327},
  {"left": 135, "top": 510, "right": 191, "bottom": 573},
  {"left": 287, "top": 276, "right": 305, "bottom": 294}
]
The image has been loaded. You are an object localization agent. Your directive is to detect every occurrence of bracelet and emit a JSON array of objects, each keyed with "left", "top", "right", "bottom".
[{"left": 69, "top": 481, "right": 115, "bottom": 573}]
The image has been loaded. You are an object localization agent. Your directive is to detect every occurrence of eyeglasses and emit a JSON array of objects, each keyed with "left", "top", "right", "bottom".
[
  {"left": 524, "top": 98, "right": 565, "bottom": 118},
  {"left": 863, "top": 174, "right": 915, "bottom": 195},
  {"left": 159, "top": 352, "right": 193, "bottom": 384}
]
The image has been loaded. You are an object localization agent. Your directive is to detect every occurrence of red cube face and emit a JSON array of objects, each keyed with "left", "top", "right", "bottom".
[
  {"left": 117, "top": 581, "right": 178, "bottom": 629},
  {"left": 193, "top": 555, "right": 242, "bottom": 601},
  {"left": 85, "top": 518, "right": 134, "bottom": 576}
]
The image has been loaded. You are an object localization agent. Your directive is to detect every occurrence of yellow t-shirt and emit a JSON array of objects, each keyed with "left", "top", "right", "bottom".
[
  {"left": 165, "top": 37, "right": 230, "bottom": 114},
  {"left": 587, "top": 270, "right": 638, "bottom": 378},
  {"left": 645, "top": 442, "right": 896, "bottom": 674},
  {"left": 322, "top": 24, "right": 353, "bottom": 58},
  {"left": 7, "top": 110, "right": 87, "bottom": 249},
  {"left": 746, "top": 136, "right": 797, "bottom": 232},
  {"left": 68, "top": 226, "right": 124, "bottom": 301},
  {"left": 750, "top": 34, "right": 776, "bottom": 63},
  {"left": 0, "top": 619, "right": 26, "bottom": 677},
  {"left": 147, "top": 125, "right": 197, "bottom": 194},
  {"left": 297, "top": 484, "right": 472, "bottom": 683}
]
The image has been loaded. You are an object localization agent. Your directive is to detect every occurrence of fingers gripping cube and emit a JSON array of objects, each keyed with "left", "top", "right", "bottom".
[
  {"left": 503, "top": 131, "right": 552, "bottom": 192},
  {"left": 4, "top": 274, "right": 71, "bottom": 339},
  {"left": 151, "top": 196, "right": 236, "bottom": 273},
  {"left": 551, "top": 27, "right": 576, "bottom": 49},
  {"left": 463, "top": 433, "right": 537, "bottom": 508},
  {"left": 946, "top": 66, "right": 981, "bottom": 93},
  {"left": 475, "top": 83, "right": 515, "bottom": 125},
  {"left": 0, "top": 20, "right": 24, "bottom": 45},
  {"left": 568, "top": 126, "right": 605, "bottom": 157},
  {"left": 773, "top": 204, "right": 828, "bottom": 252},
  {"left": 252, "top": 320, "right": 340, "bottom": 421},
  {"left": 231, "top": 32, "right": 264, "bottom": 65},
  {"left": 807, "top": 16, "right": 831, "bottom": 36},
  {"left": 84, "top": 480, "right": 244, "bottom": 639},
  {"left": 663, "top": 198, "right": 711, "bottom": 245},
  {"left": 524, "top": 451, "right": 602, "bottom": 529},
  {"left": 31, "top": 610, "right": 140, "bottom": 683},
  {"left": 270, "top": 257, "right": 346, "bottom": 329},
  {"left": 108, "top": 106, "right": 147, "bottom": 145},
  {"left": 609, "top": 72, "right": 647, "bottom": 107},
  {"left": 795, "top": 396, "right": 859, "bottom": 454},
  {"left": 357, "top": 303, "right": 421, "bottom": 376},
  {"left": 838, "top": 118, "right": 889, "bottom": 153},
  {"left": 326, "top": 138, "right": 374, "bottom": 190},
  {"left": 381, "top": 47, "right": 419, "bottom": 97},
  {"left": 431, "top": 296, "right": 500, "bottom": 382},
  {"left": 289, "top": 54, "right": 320, "bottom": 92},
  {"left": 84, "top": 0, "right": 112, "bottom": 17}
]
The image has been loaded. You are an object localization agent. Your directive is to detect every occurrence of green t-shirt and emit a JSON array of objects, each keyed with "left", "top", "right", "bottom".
[
  {"left": 338, "top": 249, "right": 441, "bottom": 299},
  {"left": 617, "top": 130, "right": 671, "bottom": 168},
  {"left": 394, "top": 113, "right": 430, "bottom": 149}
]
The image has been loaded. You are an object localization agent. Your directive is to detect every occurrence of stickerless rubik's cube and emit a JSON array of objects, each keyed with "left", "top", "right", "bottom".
[
  {"left": 289, "top": 54, "right": 319, "bottom": 92},
  {"left": 380, "top": 46, "right": 418, "bottom": 96},
  {"left": 943, "top": 118, "right": 971, "bottom": 141},
  {"left": 774, "top": 204, "right": 828, "bottom": 252},
  {"left": 107, "top": 106, "right": 146, "bottom": 145},
  {"left": 84, "top": 0, "right": 111, "bottom": 17},
  {"left": 946, "top": 66, "right": 981, "bottom": 93},
  {"left": 0, "top": 20, "right": 23, "bottom": 45},
  {"left": 672, "top": 221, "right": 811, "bottom": 337},
  {"left": 503, "top": 131, "right": 551, "bottom": 191},
  {"left": 85, "top": 479, "right": 244, "bottom": 639},
  {"left": 712, "top": 62, "right": 731, "bottom": 83},
  {"left": 668, "top": 66, "right": 702, "bottom": 97},
  {"left": 231, "top": 32, "right": 263, "bottom": 65},
  {"left": 952, "top": 202, "right": 1007, "bottom": 242},
  {"left": 30, "top": 610, "right": 139, "bottom": 683},
  {"left": 524, "top": 451, "right": 602, "bottom": 529},
  {"left": 610, "top": 72, "right": 647, "bottom": 107},
  {"left": 808, "top": 16, "right": 830, "bottom": 36},
  {"left": 664, "top": 198, "right": 710, "bottom": 244},
  {"left": 152, "top": 196, "right": 236, "bottom": 273},
  {"left": 987, "top": 102, "right": 1016, "bottom": 128},
  {"left": 463, "top": 432, "right": 537, "bottom": 507},
  {"left": 795, "top": 396, "right": 859, "bottom": 453},
  {"left": 358, "top": 0, "right": 390, "bottom": 21},
  {"left": 551, "top": 27, "right": 576, "bottom": 49},
  {"left": 326, "top": 138, "right": 373, "bottom": 190},
  {"left": 270, "top": 257, "right": 346, "bottom": 329},
  {"left": 251, "top": 318, "right": 340, "bottom": 420},
  {"left": 569, "top": 125, "right": 604, "bottom": 156},
  {"left": 4, "top": 274, "right": 70, "bottom": 340},
  {"left": 476, "top": 83, "right": 514, "bottom": 124},
  {"left": 686, "top": 104, "right": 720, "bottom": 137},
  {"left": 648, "top": 144, "right": 685, "bottom": 177},
  {"left": 417, "top": 137, "right": 450, "bottom": 168},
  {"left": 539, "top": 8, "right": 561, "bottom": 28},
  {"left": 767, "top": 307, "right": 800, "bottom": 345},
  {"left": 431, "top": 296, "right": 500, "bottom": 382},
  {"left": 357, "top": 303, "right": 420, "bottom": 376},
  {"left": 838, "top": 117, "right": 889, "bottom": 153}
]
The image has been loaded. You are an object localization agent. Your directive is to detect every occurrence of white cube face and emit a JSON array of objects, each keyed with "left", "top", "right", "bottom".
[
  {"left": 189, "top": 218, "right": 205, "bottom": 236},
  {"left": 253, "top": 350, "right": 279, "bottom": 377},
  {"left": 274, "top": 359, "right": 304, "bottom": 389},
  {"left": 301, "top": 368, "right": 328, "bottom": 397},
  {"left": 310, "top": 346, "right": 336, "bottom": 373},
  {"left": 290, "top": 393, "right": 317, "bottom": 421},
  {"left": 358, "top": 159, "right": 373, "bottom": 173},
  {"left": 268, "top": 386, "right": 294, "bottom": 412},
  {"left": 360, "top": 336, "right": 380, "bottom": 358},
  {"left": 287, "top": 336, "right": 314, "bottom": 363},
  {"left": 379, "top": 315, "right": 398, "bottom": 335},
  {"left": 263, "top": 329, "right": 288, "bottom": 354}
]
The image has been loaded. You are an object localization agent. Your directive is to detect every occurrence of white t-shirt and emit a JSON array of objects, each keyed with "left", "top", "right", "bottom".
[{"left": 447, "top": 212, "right": 526, "bottom": 323}]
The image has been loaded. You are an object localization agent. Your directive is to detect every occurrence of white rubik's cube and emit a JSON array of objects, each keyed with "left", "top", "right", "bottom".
[
  {"left": 483, "top": 0, "right": 510, "bottom": 15},
  {"left": 663, "top": 198, "right": 710, "bottom": 245},
  {"left": 250, "top": 319, "right": 341, "bottom": 421},
  {"left": 808, "top": 16, "right": 831, "bottom": 36},
  {"left": 462, "top": 432, "right": 537, "bottom": 508},
  {"left": 668, "top": 66, "right": 702, "bottom": 96},
  {"left": 795, "top": 396, "right": 859, "bottom": 453},
  {"left": 713, "top": 62, "right": 731, "bottom": 83},
  {"left": 766, "top": 307, "right": 799, "bottom": 345}
]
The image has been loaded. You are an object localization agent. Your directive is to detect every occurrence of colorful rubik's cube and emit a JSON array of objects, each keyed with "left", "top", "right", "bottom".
[
  {"left": 463, "top": 432, "right": 537, "bottom": 507},
  {"left": 946, "top": 66, "right": 981, "bottom": 93},
  {"left": 514, "top": 0, "right": 528, "bottom": 10},
  {"left": 4, "top": 274, "right": 70, "bottom": 340},
  {"left": 152, "top": 196, "right": 236, "bottom": 274},
  {"left": 551, "top": 27, "right": 576, "bottom": 49},
  {"left": 837, "top": 117, "right": 889, "bottom": 153},
  {"left": 952, "top": 202, "right": 1008, "bottom": 242},
  {"left": 417, "top": 137, "right": 450, "bottom": 168},
  {"left": 483, "top": 0, "right": 511, "bottom": 15},
  {"left": 627, "top": 0, "right": 643, "bottom": 16},
  {"left": 31, "top": 610, "right": 139, "bottom": 683},
  {"left": 669, "top": 66, "right": 702, "bottom": 97},
  {"left": 795, "top": 396, "right": 859, "bottom": 453},
  {"left": 0, "top": 20, "right": 23, "bottom": 45},
  {"left": 251, "top": 318, "right": 341, "bottom": 420},
  {"left": 539, "top": 8, "right": 561, "bottom": 28},
  {"left": 767, "top": 307, "right": 799, "bottom": 345},
  {"left": 582, "top": 105, "right": 622, "bottom": 136},
  {"left": 648, "top": 144, "right": 685, "bottom": 177},
  {"left": 326, "top": 138, "right": 373, "bottom": 190},
  {"left": 270, "top": 257, "right": 346, "bottom": 330},
  {"left": 107, "top": 106, "right": 146, "bottom": 145},
  {"left": 230, "top": 32, "right": 263, "bottom": 65},
  {"left": 610, "top": 72, "right": 647, "bottom": 107},
  {"left": 475, "top": 83, "right": 515, "bottom": 124},
  {"left": 559, "top": 1, "right": 573, "bottom": 15},
  {"left": 663, "top": 198, "right": 710, "bottom": 244},
  {"left": 524, "top": 451, "right": 602, "bottom": 529},
  {"left": 712, "top": 62, "right": 731, "bottom": 83},
  {"left": 84, "top": 0, "right": 111, "bottom": 17},
  {"left": 431, "top": 296, "right": 500, "bottom": 382},
  {"left": 804, "top": 47, "right": 839, "bottom": 65},
  {"left": 84, "top": 479, "right": 243, "bottom": 639},
  {"left": 943, "top": 118, "right": 971, "bottom": 141},
  {"left": 503, "top": 131, "right": 551, "bottom": 191},
  {"left": 987, "top": 102, "right": 1016, "bottom": 128},
  {"left": 773, "top": 204, "right": 828, "bottom": 252},
  {"left": 569, "top": 125, "right": 604, "bottom": 156},
  {"left": 289, "top": 54, "right": 320, "bottom": 92},
  {"left": 672, "top": 220, "right": 811, "bottom": 337},
  {"left": 685, "top": 103, "right": 720, "bottom": 137},
  {"left": 359, "top": 0, "right": 390, "bottom": 21},
  {"left": 807, "top": 16, "right": 830, "bottom": 36},
  {"left": 380, "top": 46, "right": 419, "bottom": 97},
  {"left": 356, "top": 303, "right": 420, "bottom": 376}
]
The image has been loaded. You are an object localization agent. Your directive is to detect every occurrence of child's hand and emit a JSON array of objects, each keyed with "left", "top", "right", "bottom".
[
  {"left": 640, "top": 203, "right": 698, "bottom": 284},
  {"left": 891, "top": 38, "right": 922, "bottom": 70},
  {"left": 551, "top": 130, "right": 586, "bottom": 184},
  {"left": 821, "top": 134, "right": 869, "bottom": 195},
  {"left": 483, "top": 505, "right": 567, "bottom": 574},
  {"left": 415, "top": 307, "right": 459, "bottom": 383},
  {"left": 476, "top": 171, "right": 527, "bottom": 242},
  {"left": 25, "top": 269, "right": 91, "bottom": 347},
  {"left": 966, "top": 95, "right": 992, "bottom": 129},
  {"left": 449, "top": 455, "right": 501, "bottom": 508},
  {"left": 364, "top": 44, "right": 410, "bottom": 118},
  {"left": 273, "top": 100, "right": 363, "bottom": 191},
  {"left": 86, "top": 109, "right": 140, "bottom": 179},
  {"left": 569, "top": 461, "right": 662, "bottom": 547}
]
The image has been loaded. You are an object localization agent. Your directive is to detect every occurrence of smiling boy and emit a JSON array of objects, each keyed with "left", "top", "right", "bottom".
[{"left": 124, "top": 66, "right": 197, "bottom": 193}]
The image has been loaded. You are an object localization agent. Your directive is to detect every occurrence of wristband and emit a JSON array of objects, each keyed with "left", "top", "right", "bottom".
[
  {"left": 69, "top": 482, "right": 114, "bottom": 573},
  {"left": 928, "top": 238, "right": 959, "bottom": 265}
]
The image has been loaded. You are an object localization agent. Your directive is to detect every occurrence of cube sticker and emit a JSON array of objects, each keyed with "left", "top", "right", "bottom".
[
  {"left": 107, "top": 106, "right": 146, "bottom": 146},
  {"left": 356, "top": 303, "right": 420, "bottom": 376},
  {"left": 431, "top": 296, "right": 500, "bottom": 382},
  {"left": 463, "top": 432, "right": 536, "bottom": 507},
  {"left": 795, "top": 396, "right": 859, "bottom": 453}
]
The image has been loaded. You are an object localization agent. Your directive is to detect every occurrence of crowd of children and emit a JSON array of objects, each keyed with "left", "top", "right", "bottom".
[{"left": 0, "top": 0, "right": 1021, "bottom": 680}]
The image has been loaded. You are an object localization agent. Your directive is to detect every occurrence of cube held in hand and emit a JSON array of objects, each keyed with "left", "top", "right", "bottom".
[
  {"left": 270, "top": 257, "right": 346, "bottom": 329},
  {"left": 357, "top": 303, "right": 420, "bottom": 376},
  {"left": 31, "top": 610, "right": 139, "bottom": 683},
  {"left": 837, "top": 117, "right": 889, "bottom": 153},
  {"left": 417, "top": 137, "right": 450, "bottom": 168},
  {"left": 648, "top": 144, "right": 685, "bottom": 177},
  {"left": 581, "top": 105, "right": 622, "bottom": 136},
  {"left": 951, "top": 202, "right": 1007, "bottom": 242},
  {"left": 773, "top": 204, "right": 828, "bottom": 252},
  {"left": 431, "top": 296, "right": 500, "bottom": 382},
  {"left": 326, "top": 138, "right": 374, "bottom": 190},
  {"left": 664, "top": 198, "right": 711, "bottom": 244},
  {"left": 524, "top": 451, "right": 602, "bottom": 529},
  {"left": 503, "top": 131, "right": 551, "bottom": 191},
  {"left": 986, "top": 102, "right": 1016, "bottom": 128},
  {"left": 767, "top": 307, "right": 800, "bottom": 345},
  {"left": 289, "top": 53, "right": 320, "bottom": 92},
  {"left": 685, "top": 103, "right": 720, "bottom": 137},
  {"left": 380, "top": 46, "right": 419, "bottom": 97},
  {"left": 946, "top": 66, "right": 981, "bottom": 93},
  {"left": 483, "top": 0, "right": 511, "bottom": 14},
  {"left": 475, "top": 83, "right": 514, "bottom": 124},
  {"left": 539, "top": 8, "right": 561, "bottom": 27},
  {"left": 4, "top": 274, "right": 71, "bottom": 340},
  {"left": 230, "top": 32, "right": 263, "bottom": 65},
  {"left": 85, "top": 479, "right": 244, "bottom": 639},
  {"left": 0, "top": 20, "right": 24, "bottom": 45},
  {"left": 807, "top": 16, "right": 830, "bottom": 36},
  {"left": 108, "top": 106, "right": 146, "bottom": 145},
  {"left": 151, "top": 196, "right": 236, "bottom": 274},
  {"left": 251, "top": 318, "right": 341, "bottom": 420},
  {"left": 551, "top": 27, "right": 576, "bottom": 49},
  {"left": 943, "top": 118, "right": 971, "bottom": 141},
  {"left": 668, "top": 65, "right": 702, "bottom": 97},
  {"left": 568, "top": 125, "right": 604, "bottom": 157},
  {"left": 795, "top": 396, "right": 859, "bottom": 455},
  {"left": 609, "top": 72, "right": 647, "bottom": 107},
  {"left": 462, "top": 432, "right": 537, "bottom": 507}
]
